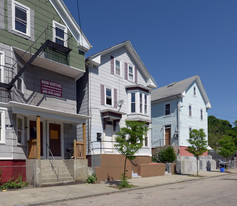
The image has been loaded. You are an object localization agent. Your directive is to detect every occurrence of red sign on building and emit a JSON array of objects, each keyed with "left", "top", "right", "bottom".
[{"left": 41, "top": 80, "right": 62, "bottom": 97}]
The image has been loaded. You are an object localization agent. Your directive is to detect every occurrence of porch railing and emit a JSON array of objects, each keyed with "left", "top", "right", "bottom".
[
  {"left": 73, "top": 139, "right": 85, "bottom": 159},
  {"left": 28, "top": 139, "right": 37, "bottom": 159}
]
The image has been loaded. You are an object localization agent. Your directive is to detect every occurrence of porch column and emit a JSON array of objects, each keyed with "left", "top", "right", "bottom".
[
  {"left": 36, "top": 116, "right": 41, "bottom": 160},
  {"left": 83, "top": 123, "right": 86, "bottom": 159}
]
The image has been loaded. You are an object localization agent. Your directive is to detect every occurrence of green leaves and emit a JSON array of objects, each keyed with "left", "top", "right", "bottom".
[
  {"left": 217, "top": 135, "right": 236, "bottom": 159},
  {"left": 158, "top": 146, "right": 176, "bottom": 163},
  {"left": 186, "top": 129, "right": 208, "bottom": 158},
  {"left": 115, "top": 121, "right": 148, "bottom": 161}
]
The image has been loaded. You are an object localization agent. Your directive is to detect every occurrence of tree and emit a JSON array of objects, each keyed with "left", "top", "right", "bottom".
[
  {"left": 208, "top": 116, "right": 237, "bottom": 150},
  {"left": 186, "top": 129, "right": 208, "bottom": 176},
  {"left": 115, "top": 121, "right": 148, "bottom": 181},
  {"left": 217, "top": 135, "right": 236, "bottom": 170}
]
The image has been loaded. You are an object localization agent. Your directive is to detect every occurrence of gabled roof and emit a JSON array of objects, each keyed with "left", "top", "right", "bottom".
[
  {"left": 86, "top": 41, "right": 157, "bottom": 88},
  {"left": 151, "top": 75, "right": 211, "bottom": 108},
  {"left": 49, "top": 0, "right": 92, "bottom": 52}
]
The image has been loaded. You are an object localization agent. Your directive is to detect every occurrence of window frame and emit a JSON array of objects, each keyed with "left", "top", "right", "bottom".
[
  {"left": 131, "top": 92, "right": 136, "bottom": 113},
  {"left": 114, "top": 59, "right": 122, "bottom": 77},
  {"left": 128, "top": 64, "right": 134, "bottom": 82},
  {"left": 200, "top": 109, "right": 203, "bottom": 120},
  {"left": 52, "top": 20, "right": 68, "bottom": 47},
  {"left": 189, "top": 105, "right": 192, "bottom": 117},
  {"left": 17, "top": 115, "right": 24, "bottom": 145},
  {"left": 12, "top": 1, "right": 31, "bottom": 36},
  {"left": 0, "top": 51, "right": 5, "bottom": 83},
  {"left": 0, "top": 109, "right": 6, "bottom": 144},
  {"left": 144, "top": 94, "right": 148, "bottom": 114},
  {"left": 105, "top": 86, "right": 113, "bottom": 107},
  {"left": 165, "top": 103, "right": 171, "bottom": 116},
  {"left": 194, "top": 86, "right": 196, "bottom": 96},
  {"left": 140, "top": 93, "right": 143, "bottom": 113}
]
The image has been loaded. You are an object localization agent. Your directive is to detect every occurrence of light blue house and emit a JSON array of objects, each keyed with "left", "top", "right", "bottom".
[{"left": 151, "top": 75, "right": 211, "bottom": 156}]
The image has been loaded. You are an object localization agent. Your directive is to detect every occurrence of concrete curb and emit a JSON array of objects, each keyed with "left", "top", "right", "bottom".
[{"left": 28, "top": 171, "right": 232, "bottom": 206}]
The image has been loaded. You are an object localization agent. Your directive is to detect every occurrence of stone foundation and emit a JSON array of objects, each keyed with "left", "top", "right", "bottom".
[{"left": 176, "top": 155, "right": 216, "bottom": 174}]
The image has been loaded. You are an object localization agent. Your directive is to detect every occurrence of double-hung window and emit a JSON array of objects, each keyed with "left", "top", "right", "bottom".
[
  {"left": 140, "top": 93, "right": 143, "bottom": 113},
  {"left": 200, "top": 109, "right": 203, "bottom": 120},
  {"left": 128, "top": 65, "right": 134, "bottom": 81},
  {"left": 13, "top": 1, "right": 30, "bottom": 36},
  {"left": 115, "top": 60, "right": 121, "bottom": 76},
  {"left": 17, "top": 116, "right": 24, "bottom": 144},
  {"left": 165, "top": 104, "right": 170, "bottom": 115},
  {"left": 131, "top": 93, "right": 136, "bottom": 113},
  {"left": 106, "top": 87, "right": 112, "bottom": 106},
  {"left": 144, "top": 94, "right": 148, "bottom": 114},
  {"left": 53, "top": 21, "right": 67, "bottom": 47},
  {"left": 189, "top": 105, "right": 192, "bottom": 117},
  {"left": 0, "top": 51, "right": 4, "bottom": 83}
]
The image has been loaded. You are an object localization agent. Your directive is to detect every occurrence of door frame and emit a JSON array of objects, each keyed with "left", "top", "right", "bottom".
[
  {"left": 27, "top": 117, "right": 47, "bottom": 159},
  {"left": 47, "top": 120, "right": 64, "bottom": 159},
  {"left": 164, "top": 125, "right": 171, "bottom": 146}
]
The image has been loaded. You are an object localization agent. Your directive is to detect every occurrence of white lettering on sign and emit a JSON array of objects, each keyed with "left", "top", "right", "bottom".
[{"left": 41, "top": 80, "right": 62, "bottom": 97}]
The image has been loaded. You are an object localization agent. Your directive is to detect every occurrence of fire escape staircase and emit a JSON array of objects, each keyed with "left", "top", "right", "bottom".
[{"left": 0, "top": 28, "right": 72, "bottom": 91}]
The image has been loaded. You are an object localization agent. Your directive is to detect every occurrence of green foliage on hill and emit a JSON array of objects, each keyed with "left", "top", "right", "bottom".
[{"left": 208, "top": 115, "right": 237, "bottom": 151}]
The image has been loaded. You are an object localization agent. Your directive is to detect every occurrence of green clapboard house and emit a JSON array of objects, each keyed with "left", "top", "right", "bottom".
[{"left": 0, "top": 0, "right": 91, "bottom": 186}]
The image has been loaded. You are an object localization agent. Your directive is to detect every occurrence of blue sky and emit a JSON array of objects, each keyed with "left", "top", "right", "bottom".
[{"left": 63, "top": 0, "right": 237, "bottom": 125}]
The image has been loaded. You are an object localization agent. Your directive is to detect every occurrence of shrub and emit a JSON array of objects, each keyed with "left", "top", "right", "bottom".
[
  {"left": 87, "top": 173, "right": 97, "bottom": 184},
  {"left": 158, "top": 146, "right": 176, "bottom": 163},
  {"left": 0, "top": 175, "right": 28, "bottom": 190}
]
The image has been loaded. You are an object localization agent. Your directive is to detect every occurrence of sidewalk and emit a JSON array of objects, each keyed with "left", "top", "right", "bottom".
[{"left": 1, "top": 168, "right": 237, "bottom": 206}]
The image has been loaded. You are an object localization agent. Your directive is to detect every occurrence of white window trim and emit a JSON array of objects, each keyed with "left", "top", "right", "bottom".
[
  {"left": 128, "top": 91, "right": 149, "bottom": 115},
  {"left": 0, "top": 109, "right": 6, "bottom": 144},
  {"left": 114, "top": 59, "right": 122, "bottom": 77},
  {"left": 200, "top": 108, "right": 203, "bottom": 120},
  {"left": 193, "top": 86, "right": 197, "bottom": 96},
  {"left": 128, "top": 64, "right": 135, "bottom": 82},
  {"left": 189, "top": 104, "right": 192, "bottom": 117},
  {"left": 52, "top": 20, "right": 68, "bottom": 47},
  {"left": 0, "top": 51, "right": 5, "bottom": 83},
  {"left": 105, "top": 86, "right": 114, "bottom": 107},
  {"left": 16, "top": 115, "right": 24, "bottom": 145},
  {"left": 12, "top": 1, "right": 31, "bottom": 36}
]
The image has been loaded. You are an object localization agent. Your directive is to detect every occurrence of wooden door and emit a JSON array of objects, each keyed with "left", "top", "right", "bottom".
[
  {"left": 29, "top": 121, "right": 43, "bottom": 156},
  {"left": 165, "top": 127, "right": 171, "bottom": 145},
  {"left": 49, "top": 123, "right": 61, "bottom": 156}
]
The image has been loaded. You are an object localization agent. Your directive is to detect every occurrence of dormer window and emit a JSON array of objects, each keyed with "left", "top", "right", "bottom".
[
  {"left": 12, "top": 1, "right": 30, "bottom": 36},
  {"left": 53, "top": 21, "right": 67, "bottom": 47}
]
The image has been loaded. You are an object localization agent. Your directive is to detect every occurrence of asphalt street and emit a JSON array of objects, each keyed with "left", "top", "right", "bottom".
[{"left": 44, "top": 173, "right": 237, "bottom": 206}]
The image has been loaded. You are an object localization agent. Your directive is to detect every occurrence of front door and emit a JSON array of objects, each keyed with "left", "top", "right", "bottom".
[
  {"left": 49, "top": 123, "right": 61, "bottom": 157},
  {"left": 29, "top": 120, "right": 43, "bottom": 156},
  {"left": 104, "top": 121, "right": 113, "bottom": 153},
  {"left": 165, "top": 126, "right": 171, "bottom": 145}
]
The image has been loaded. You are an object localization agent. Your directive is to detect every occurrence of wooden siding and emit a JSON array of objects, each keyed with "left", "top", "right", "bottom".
[
  {"left": 151, "top": 81, "right": 208, "bottom": 148},
  {"left": 0, "top": 0, "right": 85, "bottom": 71}
]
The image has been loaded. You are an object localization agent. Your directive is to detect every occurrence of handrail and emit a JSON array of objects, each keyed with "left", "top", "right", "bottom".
[{"left": 46, "top": 143, "right": 59, "bottom": 181}]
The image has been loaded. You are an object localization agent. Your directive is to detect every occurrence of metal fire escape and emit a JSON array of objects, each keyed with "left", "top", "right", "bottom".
[{"left": 0, "top": 26, "right": 72, "bottom": 93}]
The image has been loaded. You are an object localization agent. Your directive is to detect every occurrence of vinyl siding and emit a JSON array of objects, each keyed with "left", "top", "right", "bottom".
[{"left": 89, "top": 46, "right": 152, "bottom": 156}]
